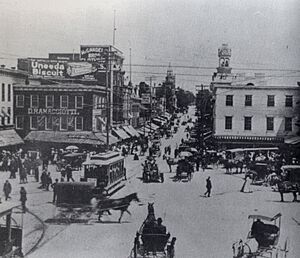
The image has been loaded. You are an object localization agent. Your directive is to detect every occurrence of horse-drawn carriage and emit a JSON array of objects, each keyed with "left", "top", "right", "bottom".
[
  {"left": 142, "top": 158, "right": 164, "bottom": 183},
  {"left": 149, "top": 140, "right": 162, "bottom": 158},
  {"left": 175, "top": 158, "right": 193, "bottom": 181},
  {"left": 129, "top": 204, "right": 176, "bottom": 258},
  {"left": 275, "top": 165, "right": 300, "bottom": 202},
  {"left": 232, "top": 213, "right": 288, "bottom": 258}
]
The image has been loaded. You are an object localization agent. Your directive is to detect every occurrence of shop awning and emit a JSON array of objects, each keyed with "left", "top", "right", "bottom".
[
  {"left": 148, "top": 123, "right": 160, "bottom": 130},
  {"left": 0, "top": 129, "right": 24, "bottom": 147},
  {"left": 163, "top": 112, "right": 171, "bottom": 119},
  {"left": 95, "top": 132, "right": 119, "bottom": 145},
  {"left": 152, "top": 118, "right": 163, "bottom": 126},
  {"left": 122, "top": 125, "right": 140, "bottom": 137},
  {"left": 24, "top": 131, "right": 104, "bottom": 146},
  {"left": 112, "top": 128, "right": 130, "bottom": 140},
  {"left": 285, "top": 136, "right": 300, "bottom": 145},
  {"left": 157, "top": 116, "right": 168, "bottom": 122},
  {"left": 137, "top": 129, "right": 149, "bottom": 136}
]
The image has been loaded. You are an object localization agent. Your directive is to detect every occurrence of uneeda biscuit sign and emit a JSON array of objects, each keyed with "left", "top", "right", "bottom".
[{"left": 18, "top": 58, "right": 66, "bottom": 77}]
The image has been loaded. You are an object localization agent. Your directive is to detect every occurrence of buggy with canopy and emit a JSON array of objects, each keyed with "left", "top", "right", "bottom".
[
  {"left": 232, "top": 213, "right": 288, "bottom": 258},
  {"left": 128, "top": 203, "right": 176, "bottom": 258}
]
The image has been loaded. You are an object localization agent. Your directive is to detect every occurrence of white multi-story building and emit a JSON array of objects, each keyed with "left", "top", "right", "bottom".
[
  {"left": 211, "top": 44, "right": 300, "bottom": 148},
  {"left": 0, "top": 66, "right": 28, "bottom": 149}
]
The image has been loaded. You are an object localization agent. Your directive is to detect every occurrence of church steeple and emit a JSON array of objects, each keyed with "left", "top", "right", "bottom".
[{"left": 217, "top": 44, "right": 232, "bottom": 74}]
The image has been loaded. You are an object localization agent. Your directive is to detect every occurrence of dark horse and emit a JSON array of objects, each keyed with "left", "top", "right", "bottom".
[
  {"left": 94, "top": 193, "right": 140, "bottom": 223},
  {"left": 275, "top": 179, "right": 299, "bottom": 202}
]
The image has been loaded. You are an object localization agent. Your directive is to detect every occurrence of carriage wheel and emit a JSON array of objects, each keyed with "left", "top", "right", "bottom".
[{"left": 282, "top": 238, "right": 289, "bottom": 258}]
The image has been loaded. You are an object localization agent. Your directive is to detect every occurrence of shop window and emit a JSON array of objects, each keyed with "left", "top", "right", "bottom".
[
  {"left": 60, "top": 95, "right": 68, "bottom": 108},
  {"left": 46, "top": 95, "right": 54, "bottom": 108},
  {"left": 30, "top": 95, "right": 39, "bottom": 108},
  {"left": 30, "top": 116, "right": 38, "bottom": 130},
  {"left": 16, "top": 95, "right": 24, "bottom": 107},
  {"left": 285, "top": 117, "right": 292, "bottom": 131},
  {"left": 76, "top": 96, "right": 83, "bottom": 109},
  {"left": 245, "top": 95, "right": 252, "bottom": 106},
  {"left": 225, "top": 95, "right": 233, "bottom": 106},
  {"left": 60, "top": 116, "right": 68, "bottom": 130},
  {"left": 285, "top": 95, "right": 293, "bottom": 107},
  {"left": 266, "top": 117, "right": 274, "bottom": 131},
  {"left": 225, "top": 116, "right": 232, "bottom": 130},
  {"left": 244, "top": 116, "right": 252, "bottom": 131},
  {"left": 46, "top": 117, "right": 52, "bottom": 130},
  {"left": 267, "top": 95, "right": 275, "bottom": 107},
  {"left": 16, "top": 116, "right": 24, "bottom": 129},
  {"left": 76, "top": 116, "right": 83, "bottom": 130}
]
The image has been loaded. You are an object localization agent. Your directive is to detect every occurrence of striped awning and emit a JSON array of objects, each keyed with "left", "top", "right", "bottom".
[{"left": 112, "top": 128, "right": 130, "bottom": 140}]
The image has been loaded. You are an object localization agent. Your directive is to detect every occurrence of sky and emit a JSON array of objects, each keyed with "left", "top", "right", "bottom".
[{"left": 0, "top": 0, "right": 299, "bottom": 92}]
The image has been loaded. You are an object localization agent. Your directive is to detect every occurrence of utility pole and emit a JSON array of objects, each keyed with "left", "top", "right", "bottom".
[
  {"left": 106, "top": 51, "right": 110, "bottom": 150},
  {"left": 200, "top": 84, "right": 204, "bottom": 151},
  {"left": 113, "top": 10, "right": 116, "bottom": 46}
]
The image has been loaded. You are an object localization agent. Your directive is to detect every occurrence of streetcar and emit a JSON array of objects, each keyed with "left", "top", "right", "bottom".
[
  {"left": 0, "top": 203, "right": 23, "bottom": 257},
  {"left": 82, "top": 151, "right": 125, "bottom": 196}
]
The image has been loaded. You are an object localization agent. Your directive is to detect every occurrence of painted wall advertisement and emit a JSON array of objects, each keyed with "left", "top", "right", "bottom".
[
  {"left": 18, "top": 58, "right": 67, "bottom": 77},
  {"left": 80, "top": 45, "right": 109, "bottom": 65}
]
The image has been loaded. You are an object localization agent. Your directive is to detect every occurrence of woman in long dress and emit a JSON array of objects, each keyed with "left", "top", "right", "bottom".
[{"left": 241, "top": 175, "right": 252, "bottom": 193}]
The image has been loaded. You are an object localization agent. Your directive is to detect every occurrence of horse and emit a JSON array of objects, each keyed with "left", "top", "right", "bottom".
[
  {"left": 93, "top": 192, "right": 140, "bottom": 223},
  {"left": 275, "top": 179, "right": 299, "bottom": 202}
]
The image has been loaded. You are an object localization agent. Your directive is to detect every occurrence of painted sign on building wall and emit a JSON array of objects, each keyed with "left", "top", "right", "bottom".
[
  {"left": 80, "top": 45, "right": 109, "bottom": 65},
  {"left": 18, "top": 58, "right": 67, "bottom": 77}
]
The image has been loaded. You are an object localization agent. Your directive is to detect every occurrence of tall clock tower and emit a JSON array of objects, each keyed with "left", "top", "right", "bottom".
[{"left": 217, "top": 43, "right": 232, "bottom": 74}]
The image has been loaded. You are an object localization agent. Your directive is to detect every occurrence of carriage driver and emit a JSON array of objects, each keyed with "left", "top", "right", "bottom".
[{"left": 155, "top": 218, "right": 167, "bottom": 235}]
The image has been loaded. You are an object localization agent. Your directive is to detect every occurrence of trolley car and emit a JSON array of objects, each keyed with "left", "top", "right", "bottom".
[
  {"left": 0, "top": 203, "right": 23, "bottom": 257},
  {"left": 82, "top": 151, "right": 125, "bottom": 196}
]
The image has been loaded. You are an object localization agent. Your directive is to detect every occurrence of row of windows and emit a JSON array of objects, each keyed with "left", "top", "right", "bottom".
[
  {"left": 15, "top": 116, "right": 83, "bottom": 131},
  {"left": 224, "top": 116, "right": 293, "bottom": 132},
  {"left": 15, "top": 95, "right": 84, "bottom": 109},
  {"left": 225, "top": 95, "right": 294, "bottom": 107},
  {"left": 1, "top": 83, "right": 12, "bottom": 102}
]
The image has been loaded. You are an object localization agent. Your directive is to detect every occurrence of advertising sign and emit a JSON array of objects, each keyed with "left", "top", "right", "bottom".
[
  {"left": 18, "top": 58, "right": 67, "bottom": 77},
  {"left": 80, "top": 45, "right": 109, "bottom": 64},
  {"left": 66, "top": 62, "right": 97, "bottom": 77},
  {"left": 141, "top": 93, "right": 151, "bottom": 104}
]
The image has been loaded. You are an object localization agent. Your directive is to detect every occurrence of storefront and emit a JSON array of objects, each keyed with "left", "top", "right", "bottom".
[{"left": 14, "top": 83, "right": 107, "bottom": 139}]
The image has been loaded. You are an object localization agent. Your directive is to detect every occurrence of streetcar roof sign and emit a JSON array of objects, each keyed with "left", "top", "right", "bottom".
[{"left": 0, "top": 202, "right": 19, "bottom": 217}]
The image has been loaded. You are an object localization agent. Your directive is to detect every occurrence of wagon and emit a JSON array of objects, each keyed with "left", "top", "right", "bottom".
[
  {"left": 232, "top": 213, "right": 288, "bottom": 258},
  {"left": 128, "top": 204, "right": 176, "bottom": 258}
]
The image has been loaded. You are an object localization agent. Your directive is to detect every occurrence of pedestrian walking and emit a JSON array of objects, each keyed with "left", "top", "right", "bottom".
[
  {"left": 3, "top": 180, "right": 12, "bottom": 201},
  {"left": 66, "top": 164, "right": 75, "bottom": 182},
  {"left": 51, "top": 179, "right": 59, "bottom": 203},
  {"left": 40, "top": 169, "right": 47, "bottom": 189},
  {"left": 204, "top": 176, "right": 212, "bottom": 197},
  {"left": 20, "top": 187, "right": 27, "bottom": 213},
  {"left": 46, "top": 172, "right": 52, "bottom": 191},
  {"left": 240, "top": 175, "right": 252, "bottom": 193}
]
